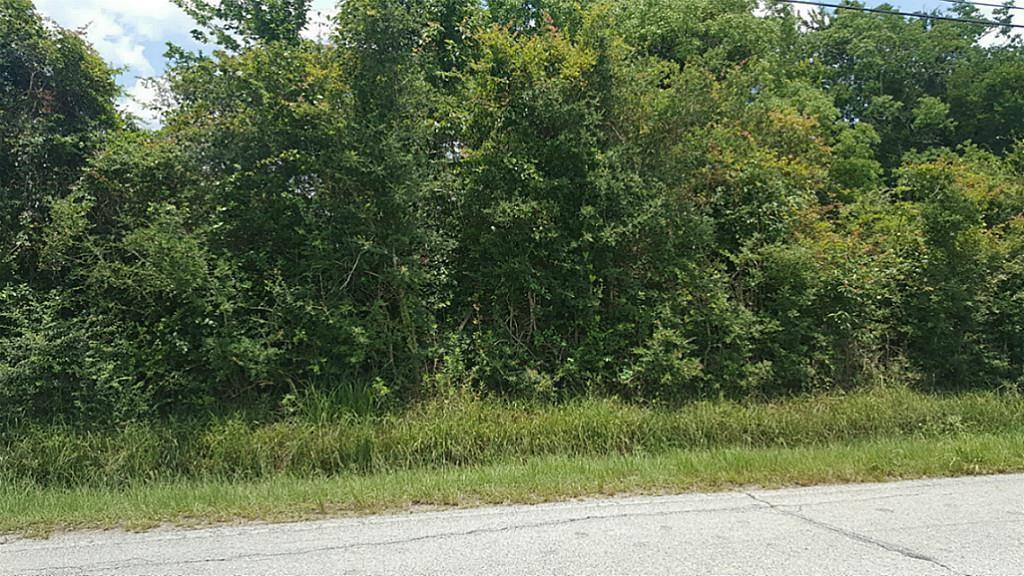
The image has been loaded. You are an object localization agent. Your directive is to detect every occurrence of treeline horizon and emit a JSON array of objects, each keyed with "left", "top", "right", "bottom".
[{"left": 2, "top": 0, "right": 1024, "bottom": 428}]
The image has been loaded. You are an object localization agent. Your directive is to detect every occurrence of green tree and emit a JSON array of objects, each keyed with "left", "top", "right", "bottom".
[
  {"left": 173, "top": 0, "right": 312, "bottom": 49},
  {"left": 947, "top": 45, "right": 1024, "bottom": 154},
  {"left": 0, "top": 0, "right": 120, "bottom": 283},
  {"left": 803, "top": 2, "right": 986, "bottom": 169}
]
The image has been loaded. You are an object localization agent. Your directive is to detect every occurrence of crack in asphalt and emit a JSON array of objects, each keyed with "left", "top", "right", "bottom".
[
  {"left": 0, "top": 496, "right": 754, "bottom": 551},
  {"left": 0, "top": 489, "right": 946, "bottom": 553},
  {"left": 764, "top": 491, "right": 935, "bottom": 510},
  {"left": 745, "top": 492, "right": 962, "bottom": 575},
  {"left": 11, "top": 474, "right": 1019, "bottom": 574},
  {"left": 18, "top": 502, "right": 767, "bottom": 573}
]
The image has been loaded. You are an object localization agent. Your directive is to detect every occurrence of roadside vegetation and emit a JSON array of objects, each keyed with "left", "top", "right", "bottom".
[
  {"left": 4, "top": 386, "right": 1024, "bottom": 487},
  {"left": 4, "top": 386, "right": 1024, "bottom": 534},
  {"left": 3, "top": 0, "right": 1024, "bottom": 533},
  {"left": 6, "top": 432, "right": 1024, "bottom": 535}
]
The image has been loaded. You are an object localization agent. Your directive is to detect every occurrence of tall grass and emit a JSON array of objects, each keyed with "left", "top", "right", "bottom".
[
  {"left": 6, "top": 433, "right": 1024, "bottom": 536},
  {"left": 3, "top": 386, "right": 1023, "bottom": 489}
]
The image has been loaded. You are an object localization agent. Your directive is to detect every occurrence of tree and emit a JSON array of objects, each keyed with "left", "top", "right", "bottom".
[
  {"left": 0, "top": 0, "right": 120, "bottom": 283},
  {"left": 173, "top": 0, "right": 312, "bottom": 49},
  {"left": 803, "top": 2, "right": 985, "bottom": 170}
]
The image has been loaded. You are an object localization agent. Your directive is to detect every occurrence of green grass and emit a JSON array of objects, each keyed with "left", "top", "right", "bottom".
[
  {"left": 6, "top": 386, "right": 1024, "bottom": 487},
  {"left": 4, "top": 433, "right": 1024, "bottom": 536},
  {"left": 3, "top": 386, "right": 1024, "bottom": 536}
]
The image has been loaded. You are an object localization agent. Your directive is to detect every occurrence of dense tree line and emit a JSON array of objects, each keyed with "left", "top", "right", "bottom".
[{"left": 2, "top": 0, "right": 1023, "bottom": 427}]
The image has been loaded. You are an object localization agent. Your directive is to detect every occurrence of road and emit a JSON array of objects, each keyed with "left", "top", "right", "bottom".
[{"left": 3, "top": 474, "right": 1023, "bottom": 575}]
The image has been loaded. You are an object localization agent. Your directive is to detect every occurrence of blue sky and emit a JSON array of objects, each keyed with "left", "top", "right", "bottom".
[
  {"left": 31, "top": 0, "right": 990, "bottom": 125},
  {"left": 33, "top": 0, "right": 337, "bottom": 125}
]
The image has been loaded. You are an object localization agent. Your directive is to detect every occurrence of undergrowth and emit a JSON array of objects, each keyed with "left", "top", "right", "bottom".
[{"left": 4, "top": 386, "right": 1022, "bottom": 489}]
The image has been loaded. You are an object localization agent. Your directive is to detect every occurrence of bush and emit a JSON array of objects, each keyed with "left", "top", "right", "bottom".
[{"left": 3, "top": 0, "right": 1024, "bottom": 428}]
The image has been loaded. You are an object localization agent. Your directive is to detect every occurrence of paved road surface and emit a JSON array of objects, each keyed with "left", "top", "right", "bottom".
[{"left": 4, "top": 474, "right": 1023, "bottom": 575}]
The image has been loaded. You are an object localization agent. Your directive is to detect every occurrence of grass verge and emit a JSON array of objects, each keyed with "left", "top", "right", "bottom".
[
  {"left": 5, "top": 386, "right": 1024, "bottom": 487},
  {"left": 3, "top": 386, "right": 1024, "bottom": 536},
  {"left": 3, "top": 432, "right": 1024, "bottom": 537}
]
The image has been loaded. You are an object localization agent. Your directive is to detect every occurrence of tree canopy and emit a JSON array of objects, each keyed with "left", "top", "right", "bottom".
[{"left": 2, "top": 0, "right": 1023, "bottom": 427}]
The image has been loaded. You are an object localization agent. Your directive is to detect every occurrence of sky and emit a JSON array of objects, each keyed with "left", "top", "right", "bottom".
[
  {"left": 31, "top": 0, "right": 1005, "bottom": 127},
  {"left": 33, "top": 0, "right": 337, "bottom": 126}
]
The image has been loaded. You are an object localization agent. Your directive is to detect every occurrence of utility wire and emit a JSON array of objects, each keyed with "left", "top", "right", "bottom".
[
  {"left": 936, "top": 0, "right": 1022, "bottom": 12},
  {"left": 777, "top": 0, "right": 1024, "bottom": 28}
]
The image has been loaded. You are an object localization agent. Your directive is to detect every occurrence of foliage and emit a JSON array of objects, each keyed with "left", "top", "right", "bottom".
[
  {"left": 3, "top": 0, "right": 1024, "bottom": 428},
  {"left": 4, "top": 386, "right": 1023, "bottom": 488},
  {"left": 802, "top": 1, "right": 1024, "bottom": 168},
  {"left": 0, "top": 0, "right": 119, "bottom": 283}
]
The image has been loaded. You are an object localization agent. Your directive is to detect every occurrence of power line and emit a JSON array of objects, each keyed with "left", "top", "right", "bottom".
[
  {"left": 936, "top": 0, "right": 1023, "bottom": 12},
  {"left": 777, "top": 0, "right": 1024, "bottom": 28}
]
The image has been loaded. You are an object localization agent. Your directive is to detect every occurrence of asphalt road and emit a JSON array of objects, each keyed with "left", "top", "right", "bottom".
[{"left": 4, "top": 474, "right": 1023, "bottom": 575}]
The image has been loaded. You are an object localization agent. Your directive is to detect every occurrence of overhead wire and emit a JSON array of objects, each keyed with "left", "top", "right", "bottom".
[
  {"left": 935, "top": 0, "right": 1022, "bottom": 12},
  {"left": 775, "top": 0, "right": 1024, "bottom": 28}
]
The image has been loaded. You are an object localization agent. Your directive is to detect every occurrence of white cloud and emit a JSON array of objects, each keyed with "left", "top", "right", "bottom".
[
  {"left": 975, "top": 7, "right": 1022, "bottom": 48},
  {"left": 35, "top": 0, "right": 195, "bottom": 76},
  {"left": 303, "top": 0, "right": 338, "bottom": 41},
  {"left": 35, "top": 0, "right": 342, "bottom": 129},
  {"left": 35, "top": 0, "right": 206, "bottom": 128},
  {"left": 791, "top": 4, "right": 819, "bottom": 19},
  {"left": 120, "top": 78, "right": 165, "bottom": 128},
  {"left": 37, "top": 0, "right": 342, "bottom": 65},
  {"left": 36, "top": 0, "right": 192, "bottom": 38},
  {"left": 755, "top": 1, "right": 821, "bottom": 23}
]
